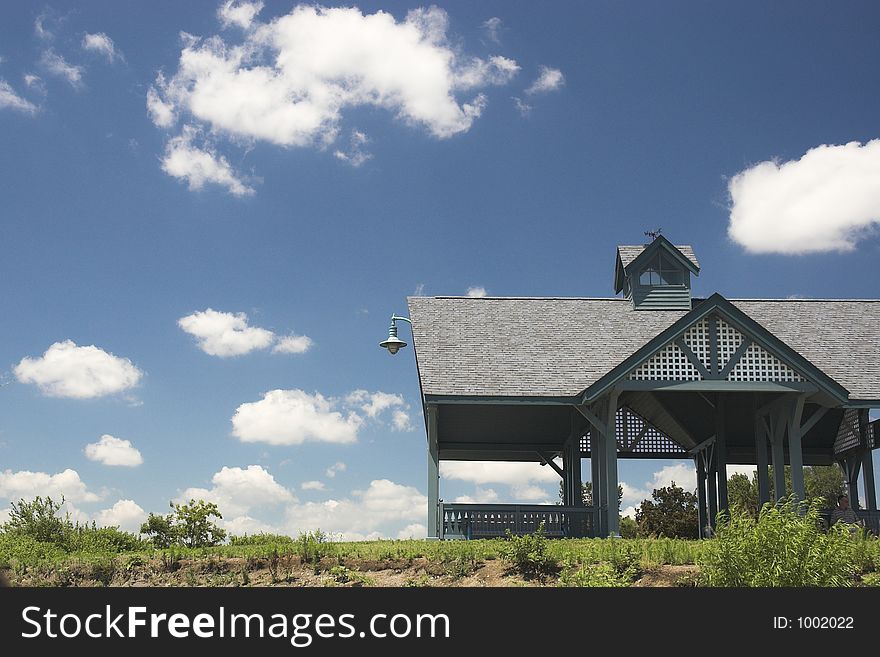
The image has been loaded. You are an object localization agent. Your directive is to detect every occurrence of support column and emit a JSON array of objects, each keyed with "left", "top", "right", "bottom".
[
  {"left": 770, "top": 409, "right": 786, "bottom": 501},
  {"left": 426, "top": 405, "right": 440, "bottom": 539},
  {"left": 593, "top": 424, "right": 607, "bottom": 537},
  {"left": 570, "top": 438, "right": 583, "bottom": 506},
  {"left": 603, "top": 391, "right": 621, "bottom": 537},
  {"left": 859, "top": 410, "right": 876, "bottom": 511},
  {"left": 755, "top": 400, "right": 770, "bottom": 509},
  {"left": 696, "top": 455, "right": 708, "bottom": 538},
  {"left": 715, "top": 393, "right": 729, "bottom": 516},
  {"left": 842, "top": 455, "right": 862, "bottom": 509},
  {"left": 787, "top": 395, "right": 806, "bottom": 503},
  {"left": 707, "top": 446, "right": 718, "bottom": 531},
  {"left": 561, "top": 442, "right": 572, "bottom": 507}
]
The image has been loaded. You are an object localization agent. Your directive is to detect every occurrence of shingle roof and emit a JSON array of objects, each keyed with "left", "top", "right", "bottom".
[
  {"left": 617, "top": 244, "right": 700, "bottom": 269},
  {"left": 407, "top": 296, "right": 880, "bottom": 402}
]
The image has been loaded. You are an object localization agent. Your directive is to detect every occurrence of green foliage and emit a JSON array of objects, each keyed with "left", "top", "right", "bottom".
[
  {"left": 618, "top": 515, "right": 638, "bottom": 539},
  {"left": 297, "top": 530, "right": 329, "bottom": 564},
  {"left": 140, "top": 500, "right": 226, "bottom": 549},
  {"left": 4, "top": 497, "right": 67, "bottom": 543},
  {"left": 635, "top": 483, "right": 699, "bottom": 539},
  {"left": 727, "top": 466, "right": 847, "bottom": 516},
  {"left": 699, "top": 497, "right": 858, "bottom": 587},
  {"left": 558, "top": 561, "right": 633, "bottom": 587},
  {"left": 229, "top": 533, "right": 294, "bottom": 546},
  {"left": 501, "top": 522, "right": 557, "bottom": 579},
  {"left": 558, "top": 481, "right": 624, "bottom": 508}
]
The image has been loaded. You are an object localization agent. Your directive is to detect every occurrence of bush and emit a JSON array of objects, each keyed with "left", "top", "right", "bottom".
[
  {"left": 699, "top": 497, "right": 858, "bottom": 587},
  {"left": 558, "top": 561, "right": 633, "bottom": 587},
  {"left": 141, "top": 500, "right": 226, "bottom": 549},
  {"left": 229, "top": 533, "right": 295, "bottom": 547},
  {"left": 3, "top": 497, "right": 67, "bottom": 544},
  {"left": 501, "top": 523, "right": 557, "bottom": 580}
]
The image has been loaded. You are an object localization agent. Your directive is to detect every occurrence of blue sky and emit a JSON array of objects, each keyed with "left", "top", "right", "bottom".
[{"left": 1, "top": 1, "right": 879, "bottom": 539}]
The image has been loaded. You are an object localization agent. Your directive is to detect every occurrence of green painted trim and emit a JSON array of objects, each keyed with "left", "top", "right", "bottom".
[
  {"left": 424, "top": 394, "right": 578, "bottom": 405},
  {"left": 617, "top": 380, "right": 818, "bottom": 393},
  {"left": 580, "top": 293, "right": 850, "bottom": 404},
  {"left": 625, "top": 235, "right": 701, "bottom": 277}
]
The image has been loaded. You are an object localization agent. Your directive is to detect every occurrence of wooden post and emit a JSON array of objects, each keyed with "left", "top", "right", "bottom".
[
  {"left": 570, "top": 437, "right": 583, "bottom": 507},
  {"left": 707, "top": 446, "right": 718, "bottom": 531},
  {"left": 591, "top": 429, "right": 604, "bottom": 537},
  {"left": 859, "top": 410, "right": 877, "bottom": 511},
  {"left": 770, "top": 408, "right": 786, "bottom": 500},
  {"left": 755, "top": 397, "right": 770, "bottom": 509},
  {"left": 427, "top": 405, "right": 440, "bottom": 539},
  {"left": 787, "top": 395, "right": 806, "bottom": 503},
  {"left": 604, "top": 391, "right": 621, "bottom": 537},
  {"left": 696, "top": 455, "right": 708, "bottom": 538},
  {"left": 715, "top": 393, "right": 729, "bottom": 516}
]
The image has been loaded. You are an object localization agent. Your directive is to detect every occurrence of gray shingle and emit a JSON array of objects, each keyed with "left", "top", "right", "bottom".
[
  {"left": 408, "top": 296, "right": 880, "bottom": 401},
  {"left": 617, "top": 244, "right": 700, "bottom": 269}
]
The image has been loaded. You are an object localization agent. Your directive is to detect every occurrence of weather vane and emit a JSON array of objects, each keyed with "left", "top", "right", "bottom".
[{"left": 644, "top": 227, "right": 663, "bottom": 241}]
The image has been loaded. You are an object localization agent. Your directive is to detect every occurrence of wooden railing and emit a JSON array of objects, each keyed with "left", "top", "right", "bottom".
[
  {"left": 856, "top": 510, "right": 880, "bottom": 535},
  {"left": 440, "top": 504, "right": 596, "bottom": 539}
]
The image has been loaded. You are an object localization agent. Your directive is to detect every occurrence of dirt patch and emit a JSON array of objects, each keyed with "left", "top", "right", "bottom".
[{"left": 633, "top": 565, "right": 700, "bottom": 587}]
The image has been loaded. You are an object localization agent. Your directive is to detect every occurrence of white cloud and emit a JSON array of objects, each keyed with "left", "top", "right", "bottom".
[
  {"left": 345, "top": 390, "right": 404, "bottom": 419},
  {"left": 526, "top": 66, "right": 564, "bottom": 95},
  {"left": 149, "top": 5, "right": 519, "bottom": 192},
  {"left": 0, "top": 80, "right": 38, "bottom": 114},
  {"left": 232, "top": 389, "right": 363, "bottom": 445},
  {"left": 284, "top": 478, "right": 426, "bottom": 540},
  {"left": 84, "top": 434, "right": 143, "bottom": 467},
  {"left": 161, "top": 125, "right": 255, "bottom": 196},
  {"left": 14, "top": 340, "right": 143, "bottom": 399},
  {"left": 727, "top": 140, "right": 880, "bottom": 254},
  {"left": 454, "top": 487, "right": 499, "bottom": 504},
  {"left": 441, "top": 460, "right": 560, "bottom": 486},
  {"left": 465, "top": 286, "right": 487, "bottom": 298},
  {"left": 179, "top": 465, "right": 295, "bottom": 518},
  {"left": 219, "top": 514, "right": 279, "bottom": 535},
  {"left": 727, "top": 465, "right": 757, "bottom": 479},
  {"left": 333, "top": 129, "right": 372, "bottom": 167},
  {"left": 82, "top": 33, "right": 118, "bottom": 61},
  {"left": 23, "top": 74, "right": 45, "bottom": 91},
  {"left": 397, "top": 523, "right": 426, "bottom": 539},
  {"left": 301, "top": 480, "right": 325, "bottom": 491},
  {"left": 0, "top": 468, "right": 100, "bottom": 504},
  {"left": 621, "top": 463, "right": 697, "bottom": 508},
  {"left": 482, "top": 17, "right": 502, "bottom": 44},
  {"left": 391, "top": 409, "right": 414, "bottom": 432},
  {"left": 512, "top": 96, "right": 531, "bottom": 117},
  {"left": 93, "top": 500, "right": 146, "bottom": 532},
  {"left": 325, "top": 462, "right": 346, "bottom": 478},
  {"left": 41, "top": 50, "right": 84, "bottom": 88},
  {"left": 178, "top": 308, "right": 274, "bottom": 356},
  {"left": 272, "top": 334, "right": 313, "bottom": 354},
  {"left": 0, "top": 508, "right": 10, "bottom": 525},
  {"left": 621, "top": 505, "right": 637, "bottom": 519},
  {"left": 511, "top": 484, "right": 553, "bottom": 503},
  {"left": 34, "top": 12, "right": 57, "bottom": 41},
  {"left": 218, "top": 1, "right": 264, "bottom": 30}
]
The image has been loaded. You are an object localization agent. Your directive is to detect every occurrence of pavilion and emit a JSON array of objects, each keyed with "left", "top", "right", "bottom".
[{"left": 403, "top": 236, "right": 880, "bottom": 539}]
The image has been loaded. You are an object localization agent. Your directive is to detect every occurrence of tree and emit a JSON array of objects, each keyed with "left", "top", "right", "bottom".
[
  {"left": 3, "top": 496, "right": 68, "bottom": 543},
  {"left": 728, "top": 472, "right": 759, "bottom": 517},
  {"left": 558, "top": 481, "right": 624, "bottom": 508},
  {"left": 634, "top": 482, "right": 699, "bottom": 539},
  {"left": 619, "top": 515, "right": 638, "bottom": 539},
  {"left": 140, "top": 499, "right": 227, "bottom": 548},
  {"left": 726, "top": 466, "right": 846, "bottom": 516}
]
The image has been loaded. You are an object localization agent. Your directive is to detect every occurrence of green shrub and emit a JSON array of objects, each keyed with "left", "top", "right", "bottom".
[
  {"left": 699, "top": 497, "right": 857, "bottom": 587},
  {"left": 229, "top": 533, "right": 294, "bottom": 546},
  {"left": 502, "top": 523, "right": 557, "bottom": 580},
  {"left": 3, "top": 497, "right": 68, "bottom": 544},
  {"left": 297, "top": 530, "right": 329, "bottom": 564},
  {"left": 558, "top": 561, "right": 633, "bottom": 587}
]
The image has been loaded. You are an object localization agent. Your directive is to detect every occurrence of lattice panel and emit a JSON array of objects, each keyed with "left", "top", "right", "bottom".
[
  {"left": 716, "top": 317, "right": 745, "bottom": 369},
  {"left": 629, "top": 342, "right": 702, "bottom": 381},
  {"left": 834, "top": 409, "right": 862, "bottom": 456},
  {"left": 579, "top": 408, "right": 686, "bottom": 455},
  {"left": 682, "top": 319, "right": 710, "bottom": 370},
  {"left": 726, "top": 343, "right": 804, "bottom": 382}
]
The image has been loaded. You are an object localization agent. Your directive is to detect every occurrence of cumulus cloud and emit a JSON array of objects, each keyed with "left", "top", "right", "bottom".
[
  {"left": 0, "top": 80, "right": 38, "bottom": 114},
  {"left": 93, "top": 500, "right": 146, "bottom": 532},
  {"left": 84, "top": 434, "right": 143, "bottom": 467},
  {"left": 325, "top": 462, "right": 346, "bottom": 478},
  {"left": 727, "top": 140, "right": 880, "bottom": 254},
  {"left": 178, "top": 308, "right": 274, "bottom": 356},
  {"left": 300, "top": 480, "right": 325, "bottom": 491},
  {"left": 465, "top": 286, "right": 487, "bottom": 298},
  {"left": 232, "top": 389, "right": 363, "bottom": 445},
  {"left": 333, "top": 129, "right": 372, "bottom": 167},
  {"left": 179, "top": 465, "right": 295, "bottom": 518},
  {"left": 149, "top": 5, "right": 519, "bottom": 193},
  {"left": 14, "top": 340, "right": 143, "bottom": 399},
  {"left": 41, "top": 49, "right": 84, "bottom": 88},
  {"left": 526, "top": 65, "right": 564, "bottom": 95},
  {"left": 284, "top": 479, "right": 426, "bottom": 540},
  {"left": 621, "top": 463, "right": 697, "bottom": 509},
  {"left": 391, "top": 409, "right": 413, "bottom": 432},
  {"left": 272, "top": 334, "right": 313, "bottom": 354},
  {"left": 482, "top": 17, "right": 502, "bottom": 44},
  {"left": 511, "top": 484, "right": 553, "bottom": 503},
  {"left": 82, "top": 33, "right": 119, "bottom": 61},
  {"left": 454, "top": 487, "right": 499, "bottom": 504},
  {"left": 218, "top": 1, "right": 264, "bottom": 29},
  {"left": 161, "top": 125, "right": 255, "bottom": 196},
  {"left": 345, "top": 390, "right": 405, "bottom": 419},
  {"left": 512, "top": 96, "right": 531, "bottom": 117},
  {"left": 441, "top": 460, "right": 560, "bottom": 486},
  {"left": 397, "top": 523, "right": 426, "bottom": 539},
  {"left": 0, "top": 468, "right": 100, "bottom": 503}
]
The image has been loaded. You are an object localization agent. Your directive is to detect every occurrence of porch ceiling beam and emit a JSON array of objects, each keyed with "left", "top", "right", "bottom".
[
  {"left": 688, "top": 434, "right": 716, "bottom": 455},
  {"left": 645, "top": 391, "right": 697, "bottom": 449},
  {"left": 440, "top": 442, "right": 564, "bottom": 453},
  {"left": 675, "top": 337, "right": 711, "bottom": 379},
  {"left": 574, "top": 404, "right": 607, "bottom": 437},
  {"left": 800, "top": 406, "right": 829, "bottom": 436},
  {"left": 537, "top": 452, "right": 565, "bottom": 478}
]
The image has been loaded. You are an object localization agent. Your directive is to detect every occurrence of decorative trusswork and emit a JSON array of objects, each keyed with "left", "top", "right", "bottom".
[
  {"left": 629, "top": 341, "right": 702, "bottom": 381},
  {"left": 834, "top": 409, "right": 863, "bottom": 457},
  {"left": 726, "top": 342, "right": 804, "bottom": 382},
  {"left": 716, "top": 317, "right": 745, "bottom": 370},
  {"left": 682, "top": 318, "right": 711, "bottom": 370},
  {"left": 578, "top": 407, "right": 687, "bottom": 456}
]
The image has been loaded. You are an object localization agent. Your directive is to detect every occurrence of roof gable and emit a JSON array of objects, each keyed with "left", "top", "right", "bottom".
[
  {"left": 582, "top": 293, "right": 850, "bottom": 402},
  {"left": 614, "top": 236, "right": 700, "bottom": 293}
]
